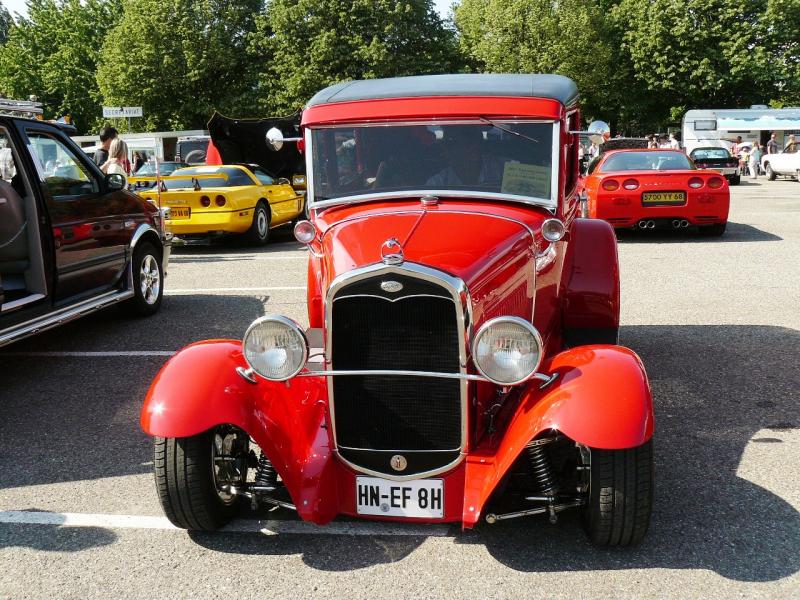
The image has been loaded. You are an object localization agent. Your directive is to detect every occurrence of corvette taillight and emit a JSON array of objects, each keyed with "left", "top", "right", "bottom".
[
  {"left": 708, "top": 177, "right": 724, "bottom": 189},
  {"left": 688, "top": 177, "right": 704, "bottom": 189},
  {"left": 200, "top": 195, "right": 211, "bottom": 207},
  {"left": 215, "top": 195, "right": 226, "bottom": 207},
  {"left": 622, "top": 178, "right": 639, "bottom": 190},
  {"left": 602, "top": 179, "right": 619, "bottom": 191}
]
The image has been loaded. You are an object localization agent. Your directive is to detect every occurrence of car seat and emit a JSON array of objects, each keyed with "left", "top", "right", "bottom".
[{"left": 0, "top": 179, "right": 29, "bottom": 274}]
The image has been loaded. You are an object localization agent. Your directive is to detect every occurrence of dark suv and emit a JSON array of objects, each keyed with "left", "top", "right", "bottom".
[{"left": 0, "top": 107, "right": 170, "bottom": 347}]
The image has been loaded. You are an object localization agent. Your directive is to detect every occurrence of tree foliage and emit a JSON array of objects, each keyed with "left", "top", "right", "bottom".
[
  {"left": 0, "top": 5, "right": 12, "bottom": 45},
  {"left": 0, "top": 0, "right": 120, "bottom": 133},
  {"left": 97, "top": 0, "right": 263, "bottom": 131},
  {"left": 455, "top": 0, "right": 620, "bottom": 121},
  {"left": 251, "top": 0, "right": 463, "bottom": 114}
]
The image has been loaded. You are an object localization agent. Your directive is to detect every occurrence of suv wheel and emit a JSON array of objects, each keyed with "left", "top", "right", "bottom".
[
  {"left": 582, "top": 439, "right": 653, "bottom": 546},
  {"left": 127, "top": 241, "right": 163, "bottom": 316},
  {"left": 154, "top": 426, "right": 250, "bottom": 530}
]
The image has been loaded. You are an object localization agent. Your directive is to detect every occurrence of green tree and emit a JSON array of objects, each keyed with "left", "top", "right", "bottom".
[
  {"left": 455, "top": 0, "right": 621, "bottom": 124},
  {"left": 0, "top": 5, "right": 12, "bottom": 45},
  {"left": 0, "top": 0, "right": 120, "bottom": 133},
  {"left": 764, "top": 0, "right": 800, "bottom": 104},
  {"left": 614, "top": 0, "right": 779, "bottom": 122},
  {"left": 251, "top": 0, "right": 463, "bottom": 114},
  {"left": 97, "top": 0, "right": 263, "bottom": 131}
]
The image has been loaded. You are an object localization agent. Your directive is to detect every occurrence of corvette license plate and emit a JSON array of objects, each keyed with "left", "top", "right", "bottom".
[
  {"left": 356, "top": 476, "right": 444, "bottom": 518},
  {"left": 169, "top": 206, "right": 191, "bottom": 219},
  {"left": 641, "top": 192, "right": 686, "bottom": 206}
]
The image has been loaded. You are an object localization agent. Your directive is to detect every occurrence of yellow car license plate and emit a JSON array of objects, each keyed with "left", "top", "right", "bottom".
[
  {"left": 169, "top": 206, "right": 191, "bottom": 219},
  {"left": 641, "top": 192, "right": 686, "bottom": 205}
]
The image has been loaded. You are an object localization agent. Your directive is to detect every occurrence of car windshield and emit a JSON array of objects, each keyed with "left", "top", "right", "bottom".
[
  {"left": 690, "top": 148, "right": 731, "bottom": 160},
  {"left": 310, "top": 121, "right": 556, "bottom": 207},
  {"left": 601, "top": 151, "right": 693, "bottom": 172},
  {"left": 136, "top": 162, "right": 184, "bottom": 176},
  {"left": 165, "top": 166, "right": 252, "bottom": 189}
]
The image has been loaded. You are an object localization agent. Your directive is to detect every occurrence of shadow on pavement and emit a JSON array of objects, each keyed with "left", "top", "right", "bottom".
[
  {"left": 617, "top": 221, "right": 782, "bottom": 243},
  {"left": 475, "top": 324, "right": 799, "bottom": 582}
]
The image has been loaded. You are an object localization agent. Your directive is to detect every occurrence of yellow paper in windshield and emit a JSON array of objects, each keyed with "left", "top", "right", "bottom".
[{"left": 501, "top": 162, "right": 550, "bottom": 198}]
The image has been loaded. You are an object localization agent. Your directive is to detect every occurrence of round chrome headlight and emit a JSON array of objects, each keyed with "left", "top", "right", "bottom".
[
  {"left": 242, "top": 316, "right": 308, "bottom": 381},
  {"left": 472, "top": 317, "right": 543, "bottom": 385}
]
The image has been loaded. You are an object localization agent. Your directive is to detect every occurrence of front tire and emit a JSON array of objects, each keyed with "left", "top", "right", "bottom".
[
  {"left": 765, "top": 163, "right": 776, "bottom": 180},
  {"left": 154, "top": 426, "right": 250, "bottom": 530},
  {"left": 245, "top": 201, "right": 270, "bottom": 245},
  {"left": 582, "top": 439, "right": 653, "bottom": 547},
  {"left": 729, "top": 174, "right": 740, "bottom": 185},
  {"left": 127, "top": 241, "right": 163, "bottom": 316}
]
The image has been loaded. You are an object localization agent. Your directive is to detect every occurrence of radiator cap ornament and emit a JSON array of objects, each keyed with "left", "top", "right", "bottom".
[
  {"left": 381, "top": 238, "right": 404, "bottom": 265},
  {"left": 390, "top": 454, "right": 408, "bottom": 472}
]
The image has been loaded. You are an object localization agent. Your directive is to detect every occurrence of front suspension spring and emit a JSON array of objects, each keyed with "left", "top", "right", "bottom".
[
  {"left": 254, "top": 453, "right": 278, "bottom": 489},
  {"left": 527, "top": 444, "right": 559, "bottom": 497}
]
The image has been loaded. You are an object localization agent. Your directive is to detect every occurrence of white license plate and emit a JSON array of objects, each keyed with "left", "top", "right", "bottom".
[{"left": 356, "top": 476, "right": 444, "bottom": 518}]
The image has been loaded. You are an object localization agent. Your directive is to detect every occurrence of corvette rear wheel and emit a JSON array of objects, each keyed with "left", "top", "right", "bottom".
[
  {"left": 154, "top": 426, "right": 250, "bottom": 530},
  {"left": 245, "top": 201, "right": 270, "bottom": 245},
  {"left": 729, "top": 174, "right": 740, "bottom": 185},
  {"left": 582, "top": 439, "right": 653, "bottom": 547}
]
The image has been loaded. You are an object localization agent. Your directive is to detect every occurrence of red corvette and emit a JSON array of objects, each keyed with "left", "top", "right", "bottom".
[
  {"left": 141, "top": 74, "right": 654, "bottom": 546},
  {"left": 584, "top": 148, "right": 730, "bottom": 236}
]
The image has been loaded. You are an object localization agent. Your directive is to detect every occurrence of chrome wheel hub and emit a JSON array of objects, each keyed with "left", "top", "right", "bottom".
[
  {"left": 257, "top": 209, "right": 268, "bottom": 237},
  {"left": 139, "top": 254, "right": 160, "bottom": 305}
]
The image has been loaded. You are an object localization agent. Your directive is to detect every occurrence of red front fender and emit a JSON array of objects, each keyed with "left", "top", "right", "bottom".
[
  {"left": 141, "top": 340, "right": 338, "bottom": 524},
  {"left": 463, "top": 345, "right": 653, "bottom": 525}
]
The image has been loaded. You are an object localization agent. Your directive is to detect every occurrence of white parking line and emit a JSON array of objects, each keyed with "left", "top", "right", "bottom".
[
  {"left": 1, "top": 351, "right": 175, "bottom": 357},
  {"left": 166, "top": 286, "right": 306, "bottom": 294},
  {"left": 0, "top": 511, "right": 453, "bottom": 537}
]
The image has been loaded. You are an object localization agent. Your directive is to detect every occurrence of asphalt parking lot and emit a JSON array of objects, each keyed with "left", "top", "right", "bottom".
[{"left": 1, "top": 179, "right": 798, "bottom": 599}]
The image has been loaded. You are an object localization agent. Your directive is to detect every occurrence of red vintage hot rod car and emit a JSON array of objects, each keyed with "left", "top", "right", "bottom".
[{"left": 141, "top": 74, "right": 654, "bottom": 546}]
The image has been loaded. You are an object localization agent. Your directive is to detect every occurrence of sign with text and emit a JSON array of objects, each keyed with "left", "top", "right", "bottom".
[{"left": 102, "top": 106, "right": 143, "bottom": 118}]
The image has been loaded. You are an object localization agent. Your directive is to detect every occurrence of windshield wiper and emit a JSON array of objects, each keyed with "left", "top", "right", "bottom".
[{"left": 479, "top": 117, "right": 540, "bottom": 143}]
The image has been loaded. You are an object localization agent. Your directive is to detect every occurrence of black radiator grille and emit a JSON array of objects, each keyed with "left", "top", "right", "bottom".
[{"left": 331, "top": 276, "right": 462, "bottom": 473}]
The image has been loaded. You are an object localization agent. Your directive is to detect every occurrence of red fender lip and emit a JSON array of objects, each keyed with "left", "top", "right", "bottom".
[{"left": 462, "top": 344, "right": 653, "bottom": 525}]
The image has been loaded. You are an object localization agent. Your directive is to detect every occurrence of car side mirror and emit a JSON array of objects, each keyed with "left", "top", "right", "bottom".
[
  {"left": 266, "top": 127, "right": 303, "bottom": 152},
  {"left": 277, "top": 177, "right": 291, "bottom": 185},
  {"left": 106, "top": 173, "right": 126, "bottom": 191}
]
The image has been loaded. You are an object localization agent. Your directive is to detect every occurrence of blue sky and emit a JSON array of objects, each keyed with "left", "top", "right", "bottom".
[{"left": 2, "top": 0, "right": 455, "bottom": 19}]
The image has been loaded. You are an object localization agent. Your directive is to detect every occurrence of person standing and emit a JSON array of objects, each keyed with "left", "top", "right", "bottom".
[
  {"left": 94, "top": 126, "right": 118, "bottom": 166},
  {"left": 749, "top": 142, "right": 762, "bottom": 179},
  {"left": 132, "top": 151, "right": 145, "bottom": 173},
  {"left": 668, "top": 133, "right": 680, "bottom": 149},
  {"left": 766, "top": 133, "right": 779, "bottom": 155},
  {"left": 101, "top": 138, "right": 129, "bottom": 184}
]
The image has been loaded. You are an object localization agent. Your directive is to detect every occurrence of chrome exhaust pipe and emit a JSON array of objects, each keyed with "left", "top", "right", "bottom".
[
  {"left": 680, "top": 220, "right": 689, "bottom": 228},
  {"left": 672, "top": 219, "right": 681, "bottom": 229},
  {"left": 638, "top": 220, "right": 648, "bottom": 229},
  {"left": 646, "top": 220, "right": 656, "bottom": 229}
]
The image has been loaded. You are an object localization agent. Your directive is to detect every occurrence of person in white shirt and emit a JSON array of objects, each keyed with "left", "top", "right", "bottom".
[{"left": 668, "top": 133, "right": 680, "bottom": 150}]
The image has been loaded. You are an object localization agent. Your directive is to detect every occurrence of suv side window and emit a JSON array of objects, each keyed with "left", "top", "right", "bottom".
[{"left": 26, "top": 130, "right": 99, "bottom": 198}]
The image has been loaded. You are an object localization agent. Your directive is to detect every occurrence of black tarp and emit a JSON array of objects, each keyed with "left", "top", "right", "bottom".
[{"left": 207, "top": 112, "right": 304, "bottom": 179}]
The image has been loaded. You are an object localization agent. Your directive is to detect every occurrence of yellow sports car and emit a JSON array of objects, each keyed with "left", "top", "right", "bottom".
[
  {"left": 128, "top": 161, "right": 188, "bottom": 191},
  {"left": 138, "top": 164, "right": 304, "bottom": 244}
]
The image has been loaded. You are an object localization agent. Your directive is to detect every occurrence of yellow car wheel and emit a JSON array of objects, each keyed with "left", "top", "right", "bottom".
[{"left": 245, "top": 201, "right": 270, "bottom": 245}]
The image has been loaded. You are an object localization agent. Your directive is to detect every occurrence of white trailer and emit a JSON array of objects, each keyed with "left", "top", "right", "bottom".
[
  {"left": 71, "top": 129, "right": 208, "bottom": 162},
  {"left": 682, "top": 107, "right": 800, "bottom": 154}
]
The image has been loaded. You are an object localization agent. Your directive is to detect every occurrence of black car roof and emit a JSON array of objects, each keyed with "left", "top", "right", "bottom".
[{"left": 306, "top": 74, "right": 579, "bottom": 108}]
